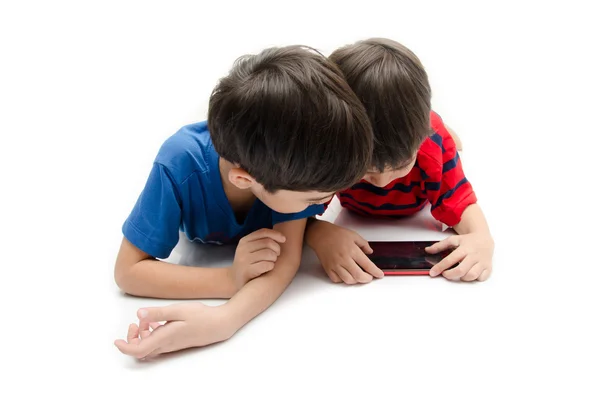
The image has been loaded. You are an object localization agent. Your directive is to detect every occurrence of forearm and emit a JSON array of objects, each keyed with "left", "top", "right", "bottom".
[
  {"left": 223, "top": 219, "right": 305, "bottom": 330},
  {"left": 115, "top": 259, "right": 236, "bottom": 299},
  {"left": 453, "top": 203, "right": 491, "bottom": 236},
  {"left": 225, "top": 254, "right": 300, "bottom": 329}
]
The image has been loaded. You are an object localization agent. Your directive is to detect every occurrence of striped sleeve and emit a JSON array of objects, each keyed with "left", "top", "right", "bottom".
[{"left": 426, "top": 113, "right": 477, "bottom": 226}]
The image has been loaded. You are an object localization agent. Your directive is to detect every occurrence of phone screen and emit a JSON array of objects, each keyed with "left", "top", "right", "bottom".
[{"left": 368, "top": 241, "right": 450, "bottom": 270}]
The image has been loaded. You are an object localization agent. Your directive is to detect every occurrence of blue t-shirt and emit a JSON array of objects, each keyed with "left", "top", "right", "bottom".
[{"left": 123, "top": 121, "right": 324, "bottom": 259}]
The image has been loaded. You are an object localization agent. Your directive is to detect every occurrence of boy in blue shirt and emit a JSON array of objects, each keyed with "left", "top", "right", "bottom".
[{"left": 114, "top": 46, "right": 373, "bottom": 358}]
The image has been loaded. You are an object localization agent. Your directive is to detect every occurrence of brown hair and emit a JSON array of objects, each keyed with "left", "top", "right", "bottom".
[
  {"left": 329, "top": 38, "right": 432, "bottom": 171},
  {"left": 208, "top": 45, "right": 373, "bottom": 192}
]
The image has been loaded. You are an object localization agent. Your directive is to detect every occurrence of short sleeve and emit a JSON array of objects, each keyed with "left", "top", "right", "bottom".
[
  {"left": 271, "top": 204, "right": 325, "bottom": 225},
  {"left": 122, "top": 163, "right": 183, "bottom": 258},
  {"left": 426, "top": 119, "right": 477, "bottom": 226}
]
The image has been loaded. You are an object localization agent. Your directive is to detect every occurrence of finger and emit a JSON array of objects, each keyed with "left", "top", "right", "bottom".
[
  {"left": 343, "top": 258, "right": 373, "bottom": 283},
  {"left": 241, "top": 228, "right": 286, "bottom": 244},
  {"left": 425, "top": 236, "right": 460, "bottom": 254},
  {"left": 249, "top": 260, "right": 276, "bottom": 278},
  {"left": 460, "top": 262, "right": 483, "bottom": 282},
  {"left": 353, "top": 233, "right": 373, "bottom": 254},
  {"left": 139, "top": 320, "right": 150, "bottom": 331},
  {"left": 142, "top": 347, "right": 163, "bottom": 360},
  {"left": 327, "top": 269, "right": 343, "bottom": 283},
  {"left": 340, "top": 254, "right": 373, "bottom": 284},
  {"left": 248, "top": 248, "right": 278, "bottom": 264},
  {"left": 246, "top": 238, "right": 281, "bottom": 256},
  {"left": 149, "top": 322, "right": 163, "bottom": 331},
  {"left": 139, "top": 321, "right": 151, "bottom": 339},
  {"left": 138, "top": 305, "right": 185, "bottom": 323},
  {"left": 115, "top": 335, "right": 164, "bottom": 359},
  {"left": 429, "top": 249, "right": 466, "bottom": 277},
  {"left": 478, "top": 268, "right": 492, "bottom": 281},
  {"left": 114, "top": 339, "right": 130, "bottom": 353},
  {"left": 116, "top": 323, "right": 173, "bottom": 359},
  {"left": 335, "top": 266, "right": 357, "bottom": 285},
  {"left": 353, "top": 249, "right": 384, "bottom": 278},
  {"left": 127, "top": 323, "right": 139, "bottom": 344},
  {"left": 443, "top": 256, "right": 478, "bottom": 280}
]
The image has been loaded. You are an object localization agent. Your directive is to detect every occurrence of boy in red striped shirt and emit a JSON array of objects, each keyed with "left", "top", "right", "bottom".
[{"left": 306, "top": 38, "right": 494, "bottom": 284}]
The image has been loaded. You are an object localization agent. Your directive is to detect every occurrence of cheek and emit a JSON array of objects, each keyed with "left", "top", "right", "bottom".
[
  {"left": 283, "top": 200, "right": 310, "bottom": 213},
  {"left": 394, "top": 169, "right": 411, "bottom": 178},
  {"left": 262, "top": 195, "right": 308, "bottom": 214}
]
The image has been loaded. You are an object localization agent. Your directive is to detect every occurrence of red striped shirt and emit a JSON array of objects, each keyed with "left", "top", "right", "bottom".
[{"left": 337, "top": 112, "right": 477, "bottom": 226}]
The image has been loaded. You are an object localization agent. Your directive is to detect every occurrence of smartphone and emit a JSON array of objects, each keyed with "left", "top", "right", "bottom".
[{"left": 368, "top": 241, "right": 453, "bottom": 275}]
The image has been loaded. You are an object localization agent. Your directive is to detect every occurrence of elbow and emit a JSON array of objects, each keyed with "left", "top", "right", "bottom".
[
  {"left": 113, "top": 237, "right": 152, "bottom": 296},
  {"left": 114, "top": 260, "right": 136, "bottom": 295},
  {"left": 113, "top": 265, "right": 125, "bottom": 291}
]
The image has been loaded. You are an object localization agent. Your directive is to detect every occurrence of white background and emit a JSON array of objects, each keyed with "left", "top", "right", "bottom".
[{"left": 1, "top": 0, "right": 599, "bottom": 396}]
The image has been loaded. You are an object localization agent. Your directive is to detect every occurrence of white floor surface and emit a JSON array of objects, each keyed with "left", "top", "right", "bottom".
[{"left": 2, "top": 1, "right": 599, "bottom": 396}]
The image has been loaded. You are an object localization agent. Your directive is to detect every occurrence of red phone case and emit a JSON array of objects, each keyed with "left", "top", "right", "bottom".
[{"left": 382, "top": 269, "right": 430, "bottom": 276}]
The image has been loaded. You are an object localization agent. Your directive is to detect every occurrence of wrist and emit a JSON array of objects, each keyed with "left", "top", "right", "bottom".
[
  {"left": 468, "top": 230, "right": 494, "bottom": 249},
  {"left": 220, "top": 300, "right": 246, "bottom": 333},
  {"left": 482, "top": 231, "right": 495, "bottom": 246},
  {"left": 472, "top": 228, "right": 493, "bottom": 240},
  {"left": 305, "top": 219, "right": 324, "bottom": 248}
]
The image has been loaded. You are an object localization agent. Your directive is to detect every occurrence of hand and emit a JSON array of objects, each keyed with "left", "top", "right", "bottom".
[
  {"left": 307, "top": 220, "right": 383, "bottom": 284},
  {"left": 114, "top": 302, "right": 237, "bottom": 359},
  {"left": 426, "top": 232, "right": 494, "bottom": 281},
  {"left": 228, "top": 228, "right": 286, "bottom": 291}
]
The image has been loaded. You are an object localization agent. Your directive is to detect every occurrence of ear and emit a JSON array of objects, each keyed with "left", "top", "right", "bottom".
[{"left": 228, "top": 168, "right": 256, "bottom": 190}]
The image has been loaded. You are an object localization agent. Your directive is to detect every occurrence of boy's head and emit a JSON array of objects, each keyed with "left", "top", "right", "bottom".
[
  {"left": 208, "top": 45, "right": 373, "bottom": 213},
  {"left": 329, "top": 38, "right": 432, "bottom": 187}
]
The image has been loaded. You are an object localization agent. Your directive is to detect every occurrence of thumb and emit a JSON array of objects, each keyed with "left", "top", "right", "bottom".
[
  {"left": 425, "top": 236, "right": 459, "bottom": 254},
  {"left": 137, "top": 305, "right": 184, "bottom": 323},
  {"left": 354, "top": 233, "right": 373, "bottom": 254}
]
